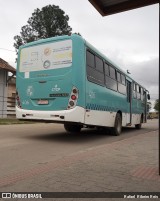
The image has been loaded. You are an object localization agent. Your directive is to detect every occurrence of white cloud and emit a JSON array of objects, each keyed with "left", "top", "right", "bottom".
[{"left": 0, "top": 0, "right": 159, "bottom": 100}]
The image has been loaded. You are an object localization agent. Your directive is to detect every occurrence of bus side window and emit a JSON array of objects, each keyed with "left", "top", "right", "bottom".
[
  {"left": 133, "top": 83, "right": 137, "bottom": 99},
  {"left": 104, "top": 63, "right": 109, "bottom": 76},
  {"left": 95, "top": 56, "right": 105, "bottom": 85},
  {"left": 121, "top": 74, "right": 126, "bottom": 85},
  {"left": 87, "top": 51, "right": 95, "bottom": 68},
  {"left": 110, "top": 66, "right": 116, "bottom": 80},
  {"left": 117, "top": 72, "right": 121, "bottom": 83},
  {"left": 137, "top": 85, "right": 141, "bottom": 99},
  {"left": 136, "top": 84, "right": 139, "bottom": 92},
  {"left": 86, "top": 50, "right": 105, "bottom": 86},
  {"left": 141, "top": 87, "right": 144, "bottom": 100},
  {"left": 117, "top": 72, "right": 126, "bottom": 95},
  {"left": 133, "top": 83, "right": 136, "bottom": 91},
  {"left": 95, "top": 56, "right": 104, "bottom": 73},
  {"left": 105, "top": 66, "right": 117, "bottom": 91}
]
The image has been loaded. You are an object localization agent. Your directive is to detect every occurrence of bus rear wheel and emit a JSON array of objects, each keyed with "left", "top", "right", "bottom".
[
  {"left": 111, "top": 113, "right": 122, "bottom": 136},
  {"left": 135, "top": 124, "right": 141, "bottom": 129},
  {"left": 64, "top": 123, "right": 81, "bottom": 133}
]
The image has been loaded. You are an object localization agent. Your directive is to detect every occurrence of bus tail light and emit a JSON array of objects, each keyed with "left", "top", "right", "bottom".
[
  {"left": 71, "top": 95, "right": 77, "bottom": 100},
  {"left": 67, "top": 87, "right": 79, "bottom": 109},
  {"left": 16, "top": 91, "right": 22, "bottom": 108}
]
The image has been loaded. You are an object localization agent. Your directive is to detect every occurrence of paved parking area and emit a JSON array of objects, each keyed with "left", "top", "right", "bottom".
[{"left": 0, "top": 119, "right": 159, "bottom": 200}]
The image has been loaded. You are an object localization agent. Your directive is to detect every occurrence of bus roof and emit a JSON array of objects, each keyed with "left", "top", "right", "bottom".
[{"left": 19, "top": 35, "right": 71, "bottom": 49}]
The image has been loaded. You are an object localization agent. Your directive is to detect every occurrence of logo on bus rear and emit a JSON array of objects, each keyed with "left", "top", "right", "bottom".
[
  {"left": 43, "top": 60, "right": 51, "bottom": 69},
  {"left": 89, "top": 91, "right": 96, "bottom": 99},
  {"left": 27, "top": 86, "right": 34, "bottom": 96},
  {"left": 52, "top": 85, "right": 61, "bottom": 92}
]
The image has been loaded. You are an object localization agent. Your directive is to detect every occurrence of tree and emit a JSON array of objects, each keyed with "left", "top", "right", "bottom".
[
  {"left": 14, "top": 5, "right": 72, "bottom": 54},
  {"left": 154, "top": 99, "right": 159, "bottom": 112}
]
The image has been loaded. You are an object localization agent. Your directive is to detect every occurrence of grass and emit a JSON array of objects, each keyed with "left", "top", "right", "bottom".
[{"left": 0, "top": 118, "right": 37, "bottom": 125}]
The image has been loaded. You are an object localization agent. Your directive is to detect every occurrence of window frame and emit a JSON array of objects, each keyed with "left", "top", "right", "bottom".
[
  {"left": 86, "top": 50, "right": 95, "bottom": 69},
  {"left": 95, "top": 55, "right": 104, "bottom": 73},
  {"left": 86, "top": 48, "right": 128, "bottom": 94},
  {"left": 86, "top": 49, "right": 105, "bottom": 86},
  {"left": 104, "top": 62, "right": 109, "bottom": 76},
  {"left": 117, "top": 71, "right": 121, "bottom": 83},
  {"left": 121, "top": 74, "right": 126, "bottom": 85},
  {"left": 109, "top": 66, "right": 116, "bottom": 80}
]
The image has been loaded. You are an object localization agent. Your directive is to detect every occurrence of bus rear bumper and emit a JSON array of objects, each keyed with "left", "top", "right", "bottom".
[{"left": 16, "top": 106, "right": 85, "bottom": 124}]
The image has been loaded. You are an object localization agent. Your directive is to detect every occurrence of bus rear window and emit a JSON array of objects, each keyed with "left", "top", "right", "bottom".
[{"left": 19, "top": 40, "right": 72, "bottom": 72}]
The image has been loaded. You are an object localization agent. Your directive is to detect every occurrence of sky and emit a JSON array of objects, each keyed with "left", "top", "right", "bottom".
[{"left": 0, "top": 0, "right": 159, "bottom": 106}]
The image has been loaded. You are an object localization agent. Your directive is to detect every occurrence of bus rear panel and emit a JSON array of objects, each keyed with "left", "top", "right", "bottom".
[{"left": 16, "top": 35, "right": 86, "bottom": 124}]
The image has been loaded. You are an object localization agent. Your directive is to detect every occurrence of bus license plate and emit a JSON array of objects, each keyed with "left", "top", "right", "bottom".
[{"left": 38, "top": 100, "right": 49, "bottom": 105}]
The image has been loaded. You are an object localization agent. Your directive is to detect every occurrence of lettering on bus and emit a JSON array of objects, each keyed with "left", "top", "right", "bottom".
[
  {"left": 26, "top": 86, "right": 34, "bottom": 96},
  {"left": 22, "top": 100, "right": 30, "bottom": 105},
  {"left": 49, "top": 93, "right": 69, "bottom": 97},
  {"left": 89, "top": 91, "right": 96, "bottom": 99},
  {"left": 52, "top": 85, "right": 61, "bottom": 92}
]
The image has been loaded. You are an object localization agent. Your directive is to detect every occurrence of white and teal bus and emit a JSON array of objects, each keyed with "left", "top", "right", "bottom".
[{"left": 16, "top": 34, "right": 150, "bottom": 135}]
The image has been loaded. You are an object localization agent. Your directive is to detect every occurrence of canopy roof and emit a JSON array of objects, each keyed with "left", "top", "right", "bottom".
[
  {"left": 0, "top": 58, "right": 16, "bottom": 73},
  {"left": 89, "top": 0, "right": 159, "bottom": 16}
]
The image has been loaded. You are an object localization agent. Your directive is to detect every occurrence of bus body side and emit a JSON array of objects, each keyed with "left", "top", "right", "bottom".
[
  {"left": 84, "top": 44, "right": 127, "bottom": 128},
  {"left": 83, "top": 42, "right": 147, "bottom": 129}
]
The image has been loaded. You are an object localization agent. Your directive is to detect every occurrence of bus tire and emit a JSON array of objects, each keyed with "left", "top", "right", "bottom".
[
  {"left": 64, "top": 124, "right": 81, "bottom": 133},
  {"left": 135, "top": 124, "right": 141, "bottom": 129},
  {"left": 111, "top": 113, "right": 122, "bottom": 136}
]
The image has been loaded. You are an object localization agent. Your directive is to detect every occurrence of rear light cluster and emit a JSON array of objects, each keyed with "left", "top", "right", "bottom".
[
  {"left": 16, "top": 91, "right": 22, "bottom": 108},
  {"left": 67, "top": 87, "right": 79, "bottom": 109}
]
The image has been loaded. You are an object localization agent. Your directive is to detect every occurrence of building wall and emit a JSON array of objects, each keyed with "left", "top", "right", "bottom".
[
  {"left": 7, "top": 77, "right": 16, "bottom": 118},
  {"left": 0, "top": 69, "right": 8, "bottom": 118},
  {"left": 8, "top": 77, "right": 16, "bottom": 97}
]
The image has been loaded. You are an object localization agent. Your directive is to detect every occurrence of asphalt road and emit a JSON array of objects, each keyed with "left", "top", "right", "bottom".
[{"left": 0, "top": 119, "right": 159, "bottom": 196}]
